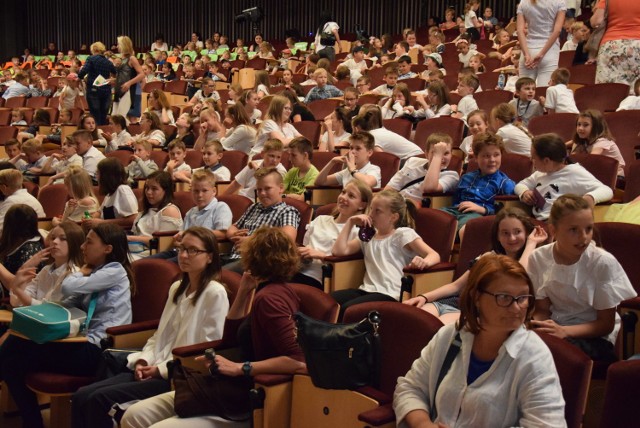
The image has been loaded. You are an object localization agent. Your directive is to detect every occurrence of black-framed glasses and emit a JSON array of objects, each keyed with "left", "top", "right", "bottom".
[
  {"left": 176, "top": 246, "right": 209, "bottom": 257},
  {"left": 480, "top": 290, "right": 533, "bottom": 308}
]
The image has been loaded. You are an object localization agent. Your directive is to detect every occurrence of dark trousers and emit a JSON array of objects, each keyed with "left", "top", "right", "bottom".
[
  {"left": 71, "top": 372, "right": 170, "bottom": 428},
  {"left": 331, "top": 289, "right": 397, "bottom": 321},
  {"left": 0, "top": 335, "right": 103, "bottom": 428},
  {"left": 87, "top": 89, "right": 112, "bottom": 125},
  {"left": 318, "top": 46, "right": 336, "bottom": 62}
]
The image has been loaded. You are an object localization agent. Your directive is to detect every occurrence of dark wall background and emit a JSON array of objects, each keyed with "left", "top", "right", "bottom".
[{"left": 1, "top": 0, "right": 518, "bottom": 59}]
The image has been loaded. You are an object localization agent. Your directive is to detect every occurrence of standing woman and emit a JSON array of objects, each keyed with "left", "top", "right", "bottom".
[
  {"left": 78, "top": 42, "right": 117, "bottom": 125},
  {"left": 592, "top": 0, "right": 640, "bottom": 90},
  {"left": 112, "top": 36, "right": 145, "bottom": 124},
  {"left": 463, "top": 0, "right": 484, "bottom": 41},
  {"left": 517, "top": 0, "right": 566, "bottom": 87},
  {"left": 315, "top": 11, "right": 341, "bottom": 62}
]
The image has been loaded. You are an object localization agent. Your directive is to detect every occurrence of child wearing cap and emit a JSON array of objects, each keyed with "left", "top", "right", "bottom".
[
  {"left": 424, "top": 53, "right": 446, "bottom": 77},
  {"left": 59, "top": 73, "right": 81, "bottom": 111}
]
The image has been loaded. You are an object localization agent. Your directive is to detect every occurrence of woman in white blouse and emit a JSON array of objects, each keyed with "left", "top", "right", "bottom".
[
  {"left": 250, "top": 95, "right": 301, "bottom": 157},
  {"left": 394, "top": 254, "right": 565, "bottom": 428},
  {"left": 71, "top": 226, "right": 230, "bottom": 428},
  {"left": 128, "top": 171, "right": 183, "bottom": 260},
  {"left": 130, "top": 112, "right": 166, "bottom": 148}
]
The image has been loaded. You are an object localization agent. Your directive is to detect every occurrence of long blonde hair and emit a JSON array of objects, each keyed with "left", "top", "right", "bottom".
[{"left": 117, "top": 35, "right": 135, "bottom": 57}]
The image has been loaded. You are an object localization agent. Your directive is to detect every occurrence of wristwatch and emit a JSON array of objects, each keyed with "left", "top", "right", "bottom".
[
  {"left": 350, "top": 169, "right": 359, "bottom": 176},
  {"left": 242, "top": 361, "right": 252, "bottom": 377}
]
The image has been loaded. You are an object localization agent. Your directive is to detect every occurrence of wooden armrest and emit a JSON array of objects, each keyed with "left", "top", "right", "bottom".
[
  {"left": 172, "top": 339, "right": 223, "bottom": 358},
  {"left": 151, "top": 230, "right": 178, "bottom": 237},
  {"left": 254, "top": 374, "right": 294, "bottom": 386},
  {"left": 150, "top": 230, "right": 178, "bottom": 253},
  {"left": 421, "top": 192, "right": 454, "bottom": 209},
  {"left": 402, "top": 261, "right": 456, "bottom": 275},
  {"left": 322, "top": 253, "right": 365, "bottom": 293},
  {"left": 0, "top": 309, "right": 13, "bottom": 323},
  {"left": 358, "top": 403, "right": 395, "bottom": 426},
  {"left": 305, "top": 185, "right": 342, "bottom": 205},
  {"left": 104, "top": 319, "right": 160, "bottom": 349},
  {"left": 400, "top": 262, "right": 456, "bottom": 301},
  {"left": 323, "top": 252, "right": 365, "bottom": 263},
  {"left": 106, "top": 319, "right": 160, "bottom": 336},
  {"left": 355, "top": 386, "right": 391, "bottom": 405}
]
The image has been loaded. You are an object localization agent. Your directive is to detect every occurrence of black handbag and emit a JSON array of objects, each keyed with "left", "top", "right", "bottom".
[
  {"left": 170, "top": 358, "right": 253, "bottom": 421},
  {"left": 294, "top": 310, "right": 381, "bottom": 390}
]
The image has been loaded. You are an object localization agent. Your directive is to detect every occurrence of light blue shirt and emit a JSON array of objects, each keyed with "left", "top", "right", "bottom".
[
  {"left": 2, "top": 83, "right": 29, "bottom": 100},
  {"left": 183, "top": 197, "right": 232, "bottom": 231},
  {"left": 61, "top": 262, "right": 132, "bottom": 346}
]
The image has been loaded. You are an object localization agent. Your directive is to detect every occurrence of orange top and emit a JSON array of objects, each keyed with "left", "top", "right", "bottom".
[{"left": 598, "top": 0, "right": 640, "bottom": 44}]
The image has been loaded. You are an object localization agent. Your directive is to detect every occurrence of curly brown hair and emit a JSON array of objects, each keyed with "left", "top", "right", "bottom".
[{"left": 241, "top": 226, "right": 300, "bottom": 282}]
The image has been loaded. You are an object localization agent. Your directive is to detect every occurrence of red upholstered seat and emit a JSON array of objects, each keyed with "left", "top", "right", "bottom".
[
  {"left": 600, "top": 360, "right": 640, "bottom": 428},
  {"left": 26, "top": 372, "right": 96, "bottom": 394}
]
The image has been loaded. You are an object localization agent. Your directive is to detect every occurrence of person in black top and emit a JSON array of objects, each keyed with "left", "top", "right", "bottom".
[{"left": 78, "top": 42, "right": 116, "bottom": 125}]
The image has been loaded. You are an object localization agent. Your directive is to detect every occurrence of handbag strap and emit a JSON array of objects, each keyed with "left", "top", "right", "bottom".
[
  {"left": 430, "top": 332, "right": 462, "bottom": 421},
  {"left": 400, "top": 176, "right": 426, "bottom": 191},
  {"left": 80, "top": 292, "right": 99, "bottom": 333}
]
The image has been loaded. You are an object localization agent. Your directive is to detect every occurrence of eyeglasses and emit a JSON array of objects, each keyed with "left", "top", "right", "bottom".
[
  {"left": 480, "top": 290, "right": 533, "bottom": 308},
  {"left": 344, "top": 97, "right": 357, "bottom": 102},
  {"left": 176, "top": 246, "right": 209, "bottom": 257}
]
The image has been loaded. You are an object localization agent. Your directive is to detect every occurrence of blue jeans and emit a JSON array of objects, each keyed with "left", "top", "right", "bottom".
[{"left": 87, "top": 88, "right": 112, "bottom": 125}]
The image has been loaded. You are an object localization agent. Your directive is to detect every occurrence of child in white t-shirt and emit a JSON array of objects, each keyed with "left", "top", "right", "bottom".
[{"left": 541, "top": 68, "right": 579, "bottom": 114}]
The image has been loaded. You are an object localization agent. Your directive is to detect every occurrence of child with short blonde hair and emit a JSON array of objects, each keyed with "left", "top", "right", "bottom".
[
  {"left": 20, "top": 139, "right": 49, "bottom": 177},
  {"left": 177, "top": 140, "right": 231, "bottom": 183},
  {"left": 52, "top": 166, "right": 99, "bottom": 225},
  {"left": 126, "top": 140, "right": 159, "bottom": 182}
]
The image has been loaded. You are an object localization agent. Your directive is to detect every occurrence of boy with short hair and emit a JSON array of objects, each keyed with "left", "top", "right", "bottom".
[
  {"left": 541, "top": 68, "right": 579, "bottom": 114},
  {"left": 397, "top": 55, "right": 417, "bottom": 80},
  {"left": 0, "top": 169, "right": 45, "bottom": 235},
  {"left": 509, "top": 77, "right": 544, "bottom": 127},
  {"left": 341, "top": 46, "right": 368, "bottom": 85},
  {"left": 283, "top": 137, "right": 319, "bottom": 200},
  {"left": 20, "top": 139, "right": 49, "bottom": 178},
  {"left": 561, "top": 22, "right": 588, "bottom": 52},
  {"left": 126, "top": 140, "right": 159, "bottom": 182},
  {"left": 385, "top": 133, "right": 460, "bottom": 204},
  {"left": 441, "top": 132, "right": 515, "bottom": 230},
  {"left": 224, "top": 138, "right": 287, "bottom": 201},
  {"left": 315, "top": 131, "right": 381, "bottom": 189},
  {"left": 182, "top": 140, "right": 231, "bottom": 183},
  {"left": 165, "top": 140, "right": 192, "bottom": 181},
  {"left": 356, "top": 76, "right": 371, "bottom": 95},
  {"left": 2, "top": 139, "right": 27, "bottom": 170},
  {"left": 304, "top": 68, "right": 344, "bottom": 103},
  {"left": 394, "top": 41, "right": 410, "bottom": 59},
  {"left": 74, "top": 129, "right": 106, "bottom": 181},
  {"left": 2, "top": 74, "right": 29, "bottom": 100},
  {"left": 42, "top": 136, "right": 83, "bottom": 184},
  {"left": 224, "top": 167, "right": 301, "bottom": 271},
  {"left": 103, "top": 115, "right": 133, "bottom": 153},
  {"left": 452, "top": 74, "right": 480, "bottom": 121},
  {"left": 371, "top": 67, "right": 399, "bottom": 97}
]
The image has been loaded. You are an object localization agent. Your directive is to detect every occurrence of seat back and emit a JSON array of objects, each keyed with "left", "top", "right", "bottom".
[
  {"left": 595, "top": 222, "right": 640, "bottom": 294},
  {"left": 142, "top": 81, "right": 164, "bottom": 92},
  {"left": 26, "top": 96, "right": 48, "bottom": 109},
  {"left": 220, "top": 150, "right": 248, "bottom": 177},
  {"left": 0, "top": 109, "right": 11, "bottom": 126},
  {"left": 575, "top": 83, "right": 629, "bottom": 113},
  {"left": 314, "top": 203, "right": 336, "bottom": 218},
  {"left": 357, "top": 94, "right": 384, "bottom": 106},
  {"left": 164, "top": 79, "right": 188, "bottom": 95},
  {"left": 467, "top": 153, "right": 533, "bottom": 183},
  {"left": 528, "top": 113, "right": 578, "bottom": 142},
  {"left": 184, "top": 149, "right": 204, "bottom": 169},
  {"left": 310, "top": 151, "right": 340, "bottom": 173},
  {"left": 307, "top": 99, "right": 342, "bottom": 121},
  {"left": 4, "top": 97, "right": 26, "bottom": 109},
  {"left": 173, "top": 191, "right": 196, "bottom": 217},
  {"left": 568, "top": 153, "right": 619, "bottom": 190},
  {"left": 290, "top": 283, "right": 339, "bottom": 323},
  {"left": 600, "top": 360, "right": 640, "bottom": 428},
  {"left": 246, "top": 57, "right": 267, "bottom": 70},
  {"left": 604, "top": 110, "right": 640, "bottom": 177},
  {"left": 105, "top": 149, "right": 133, "bottom": 167},
  {"left": 473, "top": 90, "right": 513, "bottom": 112},
  {"left": 568, "top": 64, "right": 596, "bottom": 85},
  {"left": 400, "top": 77, "right": 426, "bottom": 92},
  {"left": 536, "top": 332, "right": 593, "bottom": 428},
  {"left": 292, "top": 121, "right": 321, "bottom": 147},
  {"left": 343, "top": 302, "right": 443, "bottom": 397},
  {"left": 623, "top": 161, "right": 640, "bottom": 203},
  {"left": 131, "top": 258, "right": 182, "bottom": 323},
  {"left": 414, "top": 116, "right": 465, "bottom": 150},
  {"left": 0, "top": 125, "right": 18, "bottom": 144},
  {"left": 455, "top": 215, "right": 495, "bottom": 279},
  {"left": 217, "top": 194, "right": 253, "bottom": 223},
  {"left": 37, "top": 183, "right": 68, "bottom": 218},
  {"left": 150, "top": 150, "right": 169, "bottom": 170},
  {"left": 414, "top": 208, "right": 457, "bottom": 262},
  {"left": 370, "top": 151, "right": 400, "bottom": 187},
  {"left": 283, "top": 196, "right": 313, "bottom": 245},
  {"left": 382, "top": 118, "right": 412, "bottom": 140}
]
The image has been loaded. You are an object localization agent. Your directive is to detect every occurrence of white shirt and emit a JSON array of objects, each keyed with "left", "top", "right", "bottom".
[
  {"left": 10, "top": 263, "right": 78, "bottom": 307},
  {"left": 496, "top": 123, "right": 532, "bottom": 157},
  {"left": 359, "top": 227, "right": 420, "bottom": 299},
  {"left": 333, "top": 161, "right": 381, "bottom": 188},
  {"left": 394, "top": 323, "right": 566, "bottom": 428},
  {"left": 300, "top": 215, "right": 358, "bottom": 282},
  {"left": 617, "top": 95, "right": 640, "bottom": 111},
  {"left": 130, "top": 204, "right": 183, "bottom": 260},
  {"left": 315, "top": 22, "right": 339, "bottom": 52},
  {"left": 235, "top": 160, "right": 287, "bottom": 201},
  {"left": 251, "top": 120, "right": 301, "bottom": 158},
  {"left": 341, "top": 58, "right": 367, "bottom": 72},
  {"left": 458, "top": 49, "right": 479, "bottom": 67},
  {"left": 106, "top": 129, "right": 133, "bottom": 153},
  {"left": 81, "top": 146, "right": 106, "bottom": 178},
  {"left": 192, "top": 89, "right": 220, "bottom": 103},
  {"left": 52, "top": 153, "right": 83, "bottom": 176},
  {"left": 517, "top": 0, "right": 567, "bottom": 49},
  {"left": 126, "top": 280, "right": 229, "bottom": 379},
  {"left": 515, "top": 163, "right": 613, "bottom": 220},
  {"left": 464, "top": 10, "right": 479, "bottom": 28},
  {"left": 165, "top": 162, "right": 192, "bottom": 174},
  {"left": 386, "top": 157, "right": 460, "bottom": 202},
  {"left": 457, "top": 94, "right": 479, "bottom": 120},
  {"left": 220, "top": 125, "right": 257, "bottom": 154},
  {"left": 459, "top": 135, "right": 474, "bottom": 161},
  {"left": 528, "top": 243, "right": 636, "bottom": 344},
  {"left": 369, "top": 127, "right": 422, "bottom": 160},
  {"left": 561, "top": 38, "right": 579, "bottom": 51},
  {"left": 193, "top": 165, "right": 232, "bottom": 182},
  {"left": 100, "top": 185, "right": 139, "bottom": 219},
  {"left": 133, "top": 129, "right": 166, "bottom": 147},
  {"left": 0, "top": 189, "right": 45, "bottom": 235},
  {"left": 544, "top": 84, "right": 579, "bottom": 113}
]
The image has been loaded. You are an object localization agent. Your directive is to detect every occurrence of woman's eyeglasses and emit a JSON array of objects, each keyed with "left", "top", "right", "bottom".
[
  {"left": 176, "top": 246, "right": 208, "bottom": 257},
  {"left": 481, "top": 290, "right": 533, "bottom": 308}
]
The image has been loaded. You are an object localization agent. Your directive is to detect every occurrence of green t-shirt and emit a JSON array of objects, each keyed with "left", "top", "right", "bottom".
[{"left": 283, "top": 165, "right": 319, "bottom": 195}]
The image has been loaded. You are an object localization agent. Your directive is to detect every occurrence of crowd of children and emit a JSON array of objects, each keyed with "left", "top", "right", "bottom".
[{"left": 0, "top": 3, "right": 638, "bottom": 427}]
